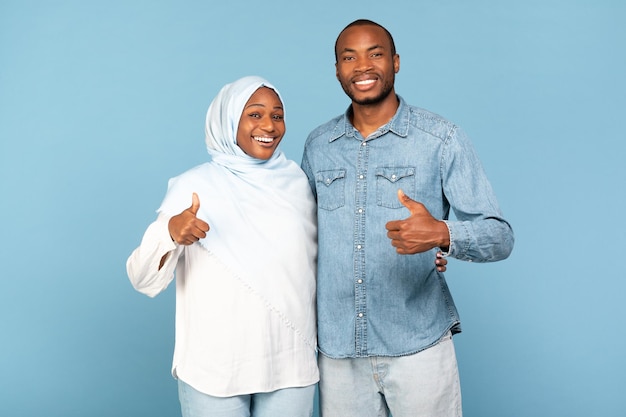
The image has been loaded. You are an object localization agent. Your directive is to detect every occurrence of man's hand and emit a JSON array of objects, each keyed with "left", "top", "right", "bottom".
[
  {"left": 435, "top": 251, "right": 447, "bottom": 272},
  {"left": 385, "top": 189, "right": 450, "bottom": 255},
  {"left": 168, "top": 193, "right": 210, "bottom": 245}
]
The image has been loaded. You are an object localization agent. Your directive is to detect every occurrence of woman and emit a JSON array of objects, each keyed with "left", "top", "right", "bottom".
[{"left": 127, "top": 76, "right": 318, "bottom": 417}]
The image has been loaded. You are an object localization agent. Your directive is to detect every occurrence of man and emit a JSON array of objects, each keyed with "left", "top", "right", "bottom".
[{"left": 301, "top": 19, "right": 514, "bottom": 417}]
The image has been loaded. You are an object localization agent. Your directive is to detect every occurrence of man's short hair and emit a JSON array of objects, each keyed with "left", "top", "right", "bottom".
[{"left": 334, "top": 19, "right": 397, "bottom": 62}]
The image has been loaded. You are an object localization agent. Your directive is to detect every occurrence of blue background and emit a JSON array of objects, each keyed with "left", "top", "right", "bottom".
[{"left": 1, "top": 1, "right": 624, "bottom": 416}]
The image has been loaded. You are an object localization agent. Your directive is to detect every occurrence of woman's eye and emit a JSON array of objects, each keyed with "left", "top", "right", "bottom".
[{"left": 273, "top": 115, "right": 284, "bottom": 121}]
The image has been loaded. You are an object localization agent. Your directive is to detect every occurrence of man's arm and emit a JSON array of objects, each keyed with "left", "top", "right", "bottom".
[
  {"left": 440, "top": 126, "right": 514, "bottom": 262},
  {"left": 385, "top": 127, "right": 514, "bottom": 262}
]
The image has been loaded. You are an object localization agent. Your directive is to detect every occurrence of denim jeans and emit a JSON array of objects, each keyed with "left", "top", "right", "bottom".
[
  {"left": 318, "top": 332, "right": 462, "bottom": 417},
  {"left": 178, "top": 380, "right": 316, "bottom": 417}
]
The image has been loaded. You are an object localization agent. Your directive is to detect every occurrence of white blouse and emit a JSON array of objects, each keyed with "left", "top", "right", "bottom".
[{"left": 126, "top": 214, "right": 319, "bottom": 397}]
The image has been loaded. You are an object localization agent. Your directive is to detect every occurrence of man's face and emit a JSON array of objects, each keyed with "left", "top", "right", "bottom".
[
  {"left": 335, "top": 24, "right": 400, "bottom": 105},
  {"left": 236, "top": 87, "right": 285, "bottom": 160}
]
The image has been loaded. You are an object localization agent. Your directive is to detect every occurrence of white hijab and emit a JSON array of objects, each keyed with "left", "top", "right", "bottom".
[{"left": 158, "top": 76, "right": 317, "bottom": 349}]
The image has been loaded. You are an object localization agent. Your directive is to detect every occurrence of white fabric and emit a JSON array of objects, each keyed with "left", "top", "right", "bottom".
[
  {"left": 127, "top": 216, "right": 319, "bottom": 396},
  {"left": 126, "top": 76, "right": 318, "bottom": 396}
]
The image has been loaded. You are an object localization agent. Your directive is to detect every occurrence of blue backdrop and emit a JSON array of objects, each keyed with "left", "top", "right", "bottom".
[{"left": 1, "top": 1, "right": 624, "bottom": 416}]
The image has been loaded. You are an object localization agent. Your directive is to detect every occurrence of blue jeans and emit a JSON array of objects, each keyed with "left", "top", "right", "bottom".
[
  {"left": 318, "top": 332, "right": 462, "bottom": 417},
  {"left": 178, "top": 380, "right": 316, "bottom": 417}
]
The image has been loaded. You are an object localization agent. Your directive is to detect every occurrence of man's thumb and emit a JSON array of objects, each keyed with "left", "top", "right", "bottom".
[
  {"left": 397, "top": 189, "right": 416, "bottom": 211},
  {"left": 189, "top": 192, "right": 200, "bottom": 215}
]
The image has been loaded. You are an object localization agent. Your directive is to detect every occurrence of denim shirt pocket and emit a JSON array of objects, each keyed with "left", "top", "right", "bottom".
[
  {"left": 376, "top": 166, "right": 416, "bottom": 208},
  {"left": 315, "top": 169, "right": 346, "bottom": 211}
]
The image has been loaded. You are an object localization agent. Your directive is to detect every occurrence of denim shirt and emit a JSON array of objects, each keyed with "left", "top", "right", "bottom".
[{"left": 301, "top": 96, "right": 514, "bottom": 358}]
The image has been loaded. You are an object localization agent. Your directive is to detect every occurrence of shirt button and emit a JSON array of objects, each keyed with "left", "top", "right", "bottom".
[
  {"left": 358, "top": 313, "right": 364, "bottom": 318},
  {"left": 357, "top": 245, "right": 362, "bottom": 250},
  {"left": 391, "top": 174, "right": 397, "bottom": 180},
  {"left": 357, "top": 279, "right": 363, "bottom": 284},
  {"left": 361, "top": 142, "right": 366, "bottom": 146},
  {"left": 358, "top": 208, "right": 363, "bottom": 214},
  {"left": 325, "top": 179, "right": 331, "bottom": 185},
  {"left": 359, "top": 174, "right": 364, "bottom": 179}
]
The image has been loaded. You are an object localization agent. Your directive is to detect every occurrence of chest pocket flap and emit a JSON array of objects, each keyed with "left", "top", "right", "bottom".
[
  {"left": 375, "top": 166, "right": 416, "bottom": 208},
  {"left": 315, "top": 169, "right": 346, "bottom": 210}
]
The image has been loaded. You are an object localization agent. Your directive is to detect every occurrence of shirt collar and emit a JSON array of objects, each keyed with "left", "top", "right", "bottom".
[{"left": 329, "top": 95, "right": 410, "bottom": 142}]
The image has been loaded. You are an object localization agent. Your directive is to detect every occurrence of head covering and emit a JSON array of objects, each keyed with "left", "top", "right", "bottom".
[
  {"left": 204, "top": 75, "right": 285, "bottom": 158},
  {"left": 157, "top": 76, "right": 317, "bottom": 349}
]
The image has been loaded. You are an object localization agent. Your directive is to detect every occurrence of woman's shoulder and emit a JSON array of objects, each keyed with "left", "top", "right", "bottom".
[{"left": 168, "top": 162, "right": 214, "bottom": 184}]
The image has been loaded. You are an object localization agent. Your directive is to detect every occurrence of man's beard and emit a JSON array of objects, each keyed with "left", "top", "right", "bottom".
[{"left": 341, "top": 75, "right": 395, "bottom": 105}]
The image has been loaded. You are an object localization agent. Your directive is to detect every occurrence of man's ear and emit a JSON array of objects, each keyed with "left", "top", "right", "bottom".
[{"left": 394, "top": 54, "right": 400, "bottom": 74}]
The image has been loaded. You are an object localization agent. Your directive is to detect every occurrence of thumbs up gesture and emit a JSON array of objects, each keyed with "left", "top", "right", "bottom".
[
  {"left": 168, "top": 193, "right": 210, "bottom": 245},
  {"left": 385, "top": 189, "right": 450, "bottom": 255}
]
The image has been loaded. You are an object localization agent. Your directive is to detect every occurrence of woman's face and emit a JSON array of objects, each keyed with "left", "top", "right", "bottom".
[{"left": 236, "top": 87, "right": 285, "bottom": 160}]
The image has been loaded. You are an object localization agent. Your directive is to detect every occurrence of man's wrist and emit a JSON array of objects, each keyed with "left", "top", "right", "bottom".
[{"left": 438, "top": 220, "right": 451, "bottom": 252}]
